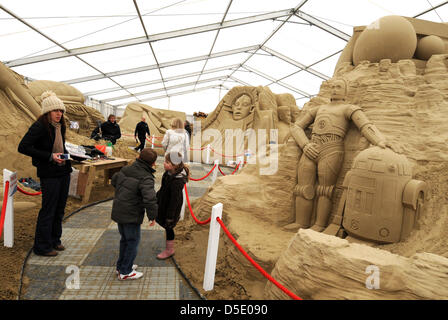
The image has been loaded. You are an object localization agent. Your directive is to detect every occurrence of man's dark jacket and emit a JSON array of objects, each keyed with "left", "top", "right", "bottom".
[
  {"left": 18, "top": 120, "right": 72, "bottom": 178},
  {"left": 134, "top": 121, "right": 150, "bottom": 139},
  {"left": 101, "top": 120, "right": 121, "bottom": 142},
  {"left": 111, "top": 159, "right": 158, "bottom": 224}
]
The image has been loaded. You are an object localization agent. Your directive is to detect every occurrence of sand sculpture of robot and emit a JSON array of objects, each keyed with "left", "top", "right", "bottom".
[
  {"left": 324, "top": 146, "right": 427, "bottom": 243},
  {"left": 286, "top": 78, "right": 398, "bottom": 233}
]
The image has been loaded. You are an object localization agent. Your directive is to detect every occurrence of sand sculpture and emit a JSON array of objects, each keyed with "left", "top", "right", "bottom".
[
  {"left": 191, "top": 15, "right": 448, "bottom": 299},
  {"left": 27, "top": 80, "right": 104, "bottom": 136},
  {"left": 118, "top": 102, "right": 186, "bottom": 137},
  {"left": 195, "top": 86, "right": 300, "bottom": 163}
]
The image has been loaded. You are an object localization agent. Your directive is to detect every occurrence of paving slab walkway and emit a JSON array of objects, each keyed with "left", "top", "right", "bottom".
[{"left": 21, "top": 157, "right": 237, "bottom": 300}]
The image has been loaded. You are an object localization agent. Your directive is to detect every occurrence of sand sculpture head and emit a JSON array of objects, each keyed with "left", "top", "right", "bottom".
[
  {"left": 290, "top": 106, "right": 301, "bottom": 123},
  {"left": 232, "top": 94, "right": 254, "bottom": 121},
  {"left": 329, "top": 78, "right": 348, "bottom": 102},
  {"left": 277, "top": 106, "right": 292, "bottom": 124}
]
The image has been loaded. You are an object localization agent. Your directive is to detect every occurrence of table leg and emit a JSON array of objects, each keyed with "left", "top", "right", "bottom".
[
  {"left": 82, "top": 166, "right": 96, "bottom": 205},
  {"left": 104, "top": 169, "right": 110, "bottom": 186}
]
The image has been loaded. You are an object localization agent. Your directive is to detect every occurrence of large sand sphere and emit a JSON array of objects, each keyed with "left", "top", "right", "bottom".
[
  {"left": 353, "top": 15, "right": 417, "bottom": 65},
  {"left": 415, "top": 35, "right": 446, "bottom": 60}
]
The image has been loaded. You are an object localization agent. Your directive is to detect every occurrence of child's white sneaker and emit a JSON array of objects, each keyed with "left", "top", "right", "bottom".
[
  {"left": 116, "top": 264, "right": 138, "bottom": 276},
  {"left": 118, "top": 270, "right": 143, "bottom": 280}
]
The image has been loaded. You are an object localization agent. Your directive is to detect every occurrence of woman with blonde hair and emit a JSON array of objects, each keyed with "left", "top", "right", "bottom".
[{"left": 161, "top": 117, "right": 190, "bottom": 164}]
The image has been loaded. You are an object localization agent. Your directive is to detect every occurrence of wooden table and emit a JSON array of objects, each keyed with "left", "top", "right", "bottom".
[{"left": 76, "top": 157, "right": 131, "bottom": 204}]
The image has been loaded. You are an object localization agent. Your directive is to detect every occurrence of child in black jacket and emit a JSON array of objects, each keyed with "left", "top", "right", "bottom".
[
  {"left": 156, "top": 152, "right": 189, "bottom": 259},
  {"left": 111, "top": 148, "right": 158, "bottom": 280}
]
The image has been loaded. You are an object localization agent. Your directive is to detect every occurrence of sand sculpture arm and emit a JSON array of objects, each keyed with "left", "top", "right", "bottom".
[
  {"left": 351, "top": 109, "right": 387, "bottom": 148},
  {"left": 291, "top": 110, "right": 319, "bottom": 159}
]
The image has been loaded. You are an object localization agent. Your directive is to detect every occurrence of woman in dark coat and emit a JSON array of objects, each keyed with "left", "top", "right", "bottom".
[
  {"left": 156, "top": 152, "right": 189, "bottom": 259},
  {"left": 18, "top": 91, "right": 72, "bottom": 256}
]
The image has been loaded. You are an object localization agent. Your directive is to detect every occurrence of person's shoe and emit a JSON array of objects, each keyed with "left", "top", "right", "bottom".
[
  {"left": 35, "top": 250, "right": 58, "bottom": 257},
  {"left": 157, "top": 240, "right": 175, "bottom": 260},
  {"left": 118, "top": 270, "right": 143, "bottom": 281},
  {"left": 54, "top": 244, "right": 65, "bottom": 251},
  {"left": 116, "top": 264, "right": 138, "bottom": 275}
]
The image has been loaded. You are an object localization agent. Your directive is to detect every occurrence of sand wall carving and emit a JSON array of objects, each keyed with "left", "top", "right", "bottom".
[
  {"left": 192, "top": 16, "right": 448, "bottom": 299},
  {"left": 118, "top": 102, "right": 186, "bottom": 136},
  {"left": 194, "top": 86, "right": 300, "bottom": 163}
]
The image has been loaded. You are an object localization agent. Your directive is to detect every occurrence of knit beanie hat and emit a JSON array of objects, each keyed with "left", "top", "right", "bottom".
[{"left": 40, "top": 90, "right": 66, "bottom": 115}]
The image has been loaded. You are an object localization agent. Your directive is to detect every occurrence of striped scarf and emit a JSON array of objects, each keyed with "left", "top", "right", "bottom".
[{"left": 51, "top": 121, "right": 64, "bottom": 166}]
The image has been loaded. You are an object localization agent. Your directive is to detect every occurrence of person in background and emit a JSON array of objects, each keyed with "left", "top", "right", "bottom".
[
  {"left": 184, "top": 120, "right": 192, "bottom": 139},
  {"left": 156, "top": 152, "right": 189, "bottom": 259},
  {"left": 100, "top": 114, "right": 121, "bottom": 145},
  {"left": 162, "top": 118, "right": 190, "bottom": 164},
  {"left": 111, "top": 148, "right": 158, "bottom": 280},
  {"left": 134, "top": 116, "right": 150, "bottom": 152},
  {"left": 18, "top": 91, "right": 72, "bottom": 257}
]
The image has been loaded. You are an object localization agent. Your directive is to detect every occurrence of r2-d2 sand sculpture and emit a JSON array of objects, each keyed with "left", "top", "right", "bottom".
[{"left": 324, "top": 147, "right": 427, "bottom": 243}]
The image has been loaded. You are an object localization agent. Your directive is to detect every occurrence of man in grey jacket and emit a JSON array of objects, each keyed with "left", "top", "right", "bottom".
[{"left": 111, "top": 148, "right": 158, "bottom": 280}]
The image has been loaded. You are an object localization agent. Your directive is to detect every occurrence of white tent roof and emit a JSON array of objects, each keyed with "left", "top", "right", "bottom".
[{"left": 1, "top": 0, "right": 447, "bottom": 115}]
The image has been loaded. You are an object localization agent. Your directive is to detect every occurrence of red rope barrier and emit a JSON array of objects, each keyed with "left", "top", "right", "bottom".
[
  {"left": 216, "top": 216, "right": 302, "bottom": 300},
  {"left": 218, "top": 163, "right": 241, "bottom": 176},
  {"left": 189, "top": 164, "right": 217, "bottom": 181},
  {"left": 17, "top": 185, "right": 42, "bottom": 196},
  {"left": 0, "top": 181, "right": 10, "bottom": 239},
  {"left": 184, "top": 184, "right": 211, "bottom": 225},
  {"left": 209, "top": 147, "right": 245, "bottom": 158}
]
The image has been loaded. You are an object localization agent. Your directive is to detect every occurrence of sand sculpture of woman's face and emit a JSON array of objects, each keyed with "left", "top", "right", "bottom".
[{"left": 232, "top": 94, "right": 253, "bottom": 121}]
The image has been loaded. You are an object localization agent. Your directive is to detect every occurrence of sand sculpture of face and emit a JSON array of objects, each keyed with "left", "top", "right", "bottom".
[
  {"left": 330, "top": 79, "right": 347, "bottom": 101},
  {"left": 277, "top": 107, "right": 292, "bottom": 124},
  {"left": 232, "top": 94, "right": 254, "bottom": 121}
]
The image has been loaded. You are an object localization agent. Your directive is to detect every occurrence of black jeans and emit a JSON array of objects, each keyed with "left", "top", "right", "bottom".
[
  {"left": 165, "top": 227, "right": 174, "bottom": 241},
  {"left": 33, "top": 174, "right": 70, "bottom": 254},
  {"left": 117, "top": 223, "right": 141, "bottom": 275},
  {"left": 135, "top": 135, "right": 146, "bottom": 151}
]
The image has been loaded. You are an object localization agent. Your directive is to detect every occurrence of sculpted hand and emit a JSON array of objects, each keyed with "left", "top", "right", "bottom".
[{"left": 303, "top": 143, "right": 319, "bottom": 160}]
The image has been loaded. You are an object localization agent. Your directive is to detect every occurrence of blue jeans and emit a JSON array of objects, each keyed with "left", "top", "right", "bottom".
[{"left": 117, "top": 223, "right": 141, "bottom": 275}]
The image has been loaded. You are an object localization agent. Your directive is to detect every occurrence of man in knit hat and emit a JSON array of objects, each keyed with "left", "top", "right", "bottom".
[{"left": 18, "top": 91, "right": 72, "bottom": 256}]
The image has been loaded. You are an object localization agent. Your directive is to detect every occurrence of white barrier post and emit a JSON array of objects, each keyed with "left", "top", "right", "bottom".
[
  {"left": 151, "top": 134, "right": 154, "bottom": 149},
  {"left": 203, "top": 203, "right": 223, "bottom": 291},
  {"left": 212, "top": 159, "right": 219, "bottom": 183},
  {"left": 179, "top": 187, "right": 186, "bottom": 221},
  {"left": 3, "top": 169, "right": 17, "bottom": 247},
  {"left": 206, "top": 144, "right": 211, "bottom": 164}
]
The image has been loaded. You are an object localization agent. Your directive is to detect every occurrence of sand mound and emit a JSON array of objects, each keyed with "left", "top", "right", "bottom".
[{"left": 265, "top": 229, "right": 448, "bottom": 299}]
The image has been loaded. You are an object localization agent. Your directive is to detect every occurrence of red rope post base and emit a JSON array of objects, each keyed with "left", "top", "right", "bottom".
[
  {"left": 184, "top": 184, "right": 211, "bottom": 225},
  {"left": 0, "top": 181, "right": 10, "bottom": 239},
  {"left": 216, "top": 216, "right": 302, "bottom": 300}
]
